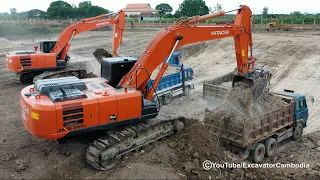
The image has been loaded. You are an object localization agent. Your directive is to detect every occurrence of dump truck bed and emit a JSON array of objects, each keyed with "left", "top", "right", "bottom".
[
  {"left": 205, "top": 100, "right": 294, "bottom": 147},
  {"left": 203, "top": 71, "right": 233, "bottom": 100},
  {"left": 203, "top": 71, "right": 294, "bottom": 147}
]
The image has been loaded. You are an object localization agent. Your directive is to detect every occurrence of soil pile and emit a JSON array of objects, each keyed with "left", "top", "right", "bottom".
[
  {"left": 165, "top": 121, "right": 320, "bottom": 179},
  {"left": 205, "top": 82, "right": 288, "bottom": 124},
  {"left": 0, "top": 37, "right": 15, "bottom": 48}
]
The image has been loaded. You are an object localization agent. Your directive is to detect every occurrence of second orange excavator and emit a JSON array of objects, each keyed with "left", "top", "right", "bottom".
[
  {"left": 20, "top": 5, "right": 270, "bottom": 170},
  {"left": 6, "top": 11, "right": 125, "bottom": 83}
]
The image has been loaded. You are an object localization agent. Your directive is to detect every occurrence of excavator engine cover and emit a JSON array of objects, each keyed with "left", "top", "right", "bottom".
[
  {"left": 34, "top": 76, "right": 88, "bottom": 102},
  {"left": 40, "top": 40, "right": 57, "bottom": 53},
  {"left": 101, "top": 57, "right": 137, "bottom": 87},
  {"left": 233, "top": 68, "right": 271, "bottom": 102}
]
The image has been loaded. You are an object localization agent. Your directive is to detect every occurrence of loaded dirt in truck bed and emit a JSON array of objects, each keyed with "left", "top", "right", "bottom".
[{"left": 205, "top": 82, "right": 288, "bottom": 124}]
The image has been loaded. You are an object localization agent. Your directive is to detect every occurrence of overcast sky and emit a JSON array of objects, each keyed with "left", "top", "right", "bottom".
[{"left": 0, "top": 0, "right": 319, "bottom": 14}]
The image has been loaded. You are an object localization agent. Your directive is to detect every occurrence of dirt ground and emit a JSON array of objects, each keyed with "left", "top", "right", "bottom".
[{"left": 1, "top": 28, "right": 320, "bottom": 179}]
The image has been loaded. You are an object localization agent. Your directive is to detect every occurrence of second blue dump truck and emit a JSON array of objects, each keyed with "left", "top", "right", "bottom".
[
  {"left": 203, "top": 72, "right": 308, "bottom": 163},
  {"left": 147, "top": 52, "right": 194, "bottom": 108}
]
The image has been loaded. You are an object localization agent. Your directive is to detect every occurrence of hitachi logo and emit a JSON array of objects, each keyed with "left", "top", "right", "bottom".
[
  {"left": 211, "top": 30, "right": 229, "bottom": 35},
  {"left": 96, "top": 22, "right": 110, "bottom": 26}
]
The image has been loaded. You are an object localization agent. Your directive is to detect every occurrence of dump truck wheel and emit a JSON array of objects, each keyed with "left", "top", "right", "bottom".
[
  {"left": 293, "top": 123, "right": 303, "bottom": 140},
  {"left": 163, "top": 93, "right": 173, "bottom": 105},
  {"left": 252, "top": 143, "right": 265, "bottom": 163},
  {"left": 265, "top": 138, "right": 277, "bottom": 157},
  {"left": 184, "top": 86, "right": 190, "bottom": 96},
  {"left": 153, "top": 96, "right": 162, "bottom": 110}
]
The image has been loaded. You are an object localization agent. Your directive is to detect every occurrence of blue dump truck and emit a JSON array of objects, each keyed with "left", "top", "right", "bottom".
[
  {"left": 166, "top": 52, "right": 182, "bottom": 66},
  {"left": 204, "top": 76, "right": 308, "bottom": 162},
  {"left": 100, "top": 53, "right": 194, "bottom": 109},
  {"left": 147, "top": 65, "right": 194, "bottom": 108},
  {"left": 146, "top": 52, "right": 194, "bottom": 108}
]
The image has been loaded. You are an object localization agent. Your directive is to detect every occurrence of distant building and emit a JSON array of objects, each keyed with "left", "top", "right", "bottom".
[{"left": 122, "top": 3, "right": 159, "bottom": 21}]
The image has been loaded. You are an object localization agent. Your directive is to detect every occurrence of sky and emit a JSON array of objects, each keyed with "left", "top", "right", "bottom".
[{"left": 0, "top": 0, "right": 319, "bottom": 14}]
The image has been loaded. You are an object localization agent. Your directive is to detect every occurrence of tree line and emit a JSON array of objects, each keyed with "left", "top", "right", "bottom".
[
  {"left": 1, "top": 0, "right": 319, "bottom": 24},
  {"left": 0, "top": 0, "right": 108, "bottom": 19}
]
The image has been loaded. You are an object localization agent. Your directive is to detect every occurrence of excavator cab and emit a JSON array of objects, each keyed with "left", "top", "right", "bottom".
[{"left": 40, "top": 40, "right": 57, "bottom": 53}]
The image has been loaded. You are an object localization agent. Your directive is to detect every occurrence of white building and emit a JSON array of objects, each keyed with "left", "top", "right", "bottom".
[{"left": 122, "top": 3, "right": 159, "bottom": 21}]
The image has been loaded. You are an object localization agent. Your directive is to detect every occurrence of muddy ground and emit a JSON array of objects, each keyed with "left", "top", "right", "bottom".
[{"left": 1, "top": 28, "right": 320, "bottom": 179}]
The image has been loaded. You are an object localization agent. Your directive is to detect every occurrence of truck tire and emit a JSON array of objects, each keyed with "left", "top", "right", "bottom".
[
  {"left": 153, "top": 96, "right": 162, "bottom": 111},
  {"left": 292, "top": 123, "right": 303, "bottom": 141},
  {"left": 265, "top": 138, "right": 277, "bottom": 157},
  {"left": 184, "top": 86, "right": 190, "bottom": 96},
  {"left": 252, "top": 143, "right": 265, "bottom": 163},
  {"left": 163, "top": 93, "right": 173, "bottom": 105}
]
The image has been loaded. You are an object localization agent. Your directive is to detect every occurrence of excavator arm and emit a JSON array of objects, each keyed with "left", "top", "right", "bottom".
[
  {"left": 119, "top": 5, "right": 257, "bottom": 100},
  {"left": 51, "top": 11, "right": 125, "bottom": 60}
]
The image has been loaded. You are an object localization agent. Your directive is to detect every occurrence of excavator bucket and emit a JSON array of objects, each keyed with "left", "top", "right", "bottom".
[
  {"left": 232, "top": 69, "right": 271, "bottom": 103},
  {"left": 93, "top": 48, "right": 113, "bottom": 64},
  {"left": 203, "top": 69, "right": 271, "bottom": 104}
]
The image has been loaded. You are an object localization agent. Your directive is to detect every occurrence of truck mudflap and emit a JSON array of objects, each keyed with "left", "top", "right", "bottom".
[{"left": 204, "top": 102, "right": 294, "bottom": 148}]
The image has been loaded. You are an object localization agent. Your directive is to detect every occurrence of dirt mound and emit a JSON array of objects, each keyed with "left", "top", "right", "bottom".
[
  {"left": 0, "top": 37, "right": 15, "bottom": 47},
  {"left": 168, "top": 120, "right": 237, "bottom": 179},
  {"left": 205, "top": 83, "right": 288, "bottom": 124},
  {"left": 93, "top": 48, "right": 113, "bottom": 63},
  {"left": 164, "top": 121, "right": 320, "bottom": 179}
]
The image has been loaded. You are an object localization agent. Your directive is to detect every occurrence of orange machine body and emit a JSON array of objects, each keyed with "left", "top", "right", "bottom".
[
  {"left": 20, "top": 77, "right": 148, "bottom": 140},
  {"left": 6, "top": 11, "right": 125, "bottom": 75},
  {"left": 21, "top": 5, "right": 257, "bottom": 140},
  {"left": 119, "top": 5, "right": 254, "bottom": 97},
  {"left": 6, "top": 52, "right": 57, "bottom": 73}
]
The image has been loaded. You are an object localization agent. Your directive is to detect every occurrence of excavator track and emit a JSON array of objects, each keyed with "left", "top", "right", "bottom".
[
  {"left": 86, "top": 118, "right": 184, "bottom": 170},
  {"left": 33, "top": 68, "right": 96, "bottom": 83}
]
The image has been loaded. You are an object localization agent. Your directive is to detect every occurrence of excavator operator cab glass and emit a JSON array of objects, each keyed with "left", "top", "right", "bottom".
[{"left": 40, "top": 40, "right": 57, "bottom": 53}]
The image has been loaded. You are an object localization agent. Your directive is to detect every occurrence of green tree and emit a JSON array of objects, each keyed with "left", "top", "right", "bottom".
[
  {"left": 163, "top": 13, "right": 174, "bottom": 18},
  {"left": 27, "top": 9, "right": 46, "bottom": 18},
  {"left": 79, "top": 1, "right": 92, "bottom": 9},
  {"left": 174, "top": 10, "right": 182, "bottom": 18},
  {"left": 262, "top": 6, "right": 268, "bottom": 18},
  {"left": 292, "top": 11, "right": 301, "bottom": 16},
  {"left": 77, "top": 1, "right": 92, "bottom": 17},
  {"left": 47, "top": 1, "right": 73, "bottom": 19},
  {"left": 77, "top": 1, "right": 108, "bottom": 18},
  {"left": 10, "top": 8, "right": 17, "bottom": 15},
  {"left": 179, "top": 0, "right": 209, "bottom": 17},
  {"left": 213, "top": 3, "right": 222, "bottom": 12},
  {"left": 155, "top": 3, "right": 173, "bottom": 16},
  {"left": 87, "top": 6, "right": 108, "bottom": 17}
]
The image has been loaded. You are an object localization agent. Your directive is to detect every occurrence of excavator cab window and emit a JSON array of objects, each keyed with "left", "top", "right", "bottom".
[{"left": 40, "top": 40, "right": 57, "bottom": 53}]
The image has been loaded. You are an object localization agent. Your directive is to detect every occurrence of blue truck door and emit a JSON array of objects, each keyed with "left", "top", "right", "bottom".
[{"left": 294, "top": 97, "right": 309, "bottom": 126}]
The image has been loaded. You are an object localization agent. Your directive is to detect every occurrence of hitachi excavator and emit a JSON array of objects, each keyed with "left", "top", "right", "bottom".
[
  {"left": 6, "top": 11, "right": 125, "bottom": 83},
  {"left": 20, "top": 5, "right": 270, "bottom": 170}
]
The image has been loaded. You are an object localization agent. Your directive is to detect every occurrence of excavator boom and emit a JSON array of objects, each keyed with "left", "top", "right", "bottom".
[
  {"left": 118, "top": 6, "right": 262, "bottom": 101},
  {"left": 6, "top": 11, "right": 126, "bottom": 83},
  {"left": 52, "top": 11, "right": 126, "bottom": 60}
]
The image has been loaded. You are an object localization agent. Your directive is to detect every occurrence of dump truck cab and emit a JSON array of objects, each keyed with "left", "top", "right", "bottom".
[
  {"left": 276, "top": 90, "right": 309, "bottom": 127},
  {"left": 164, "top": 52, "right": 182, "bottom": 66}
]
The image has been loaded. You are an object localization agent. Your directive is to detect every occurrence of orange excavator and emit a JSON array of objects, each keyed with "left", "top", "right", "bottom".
[
  {"left": 6, "top": 11, "right": 125, "bottom": 83},
  {"left": 20, "top": 5, "right": 270, "bottom": 170}
]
